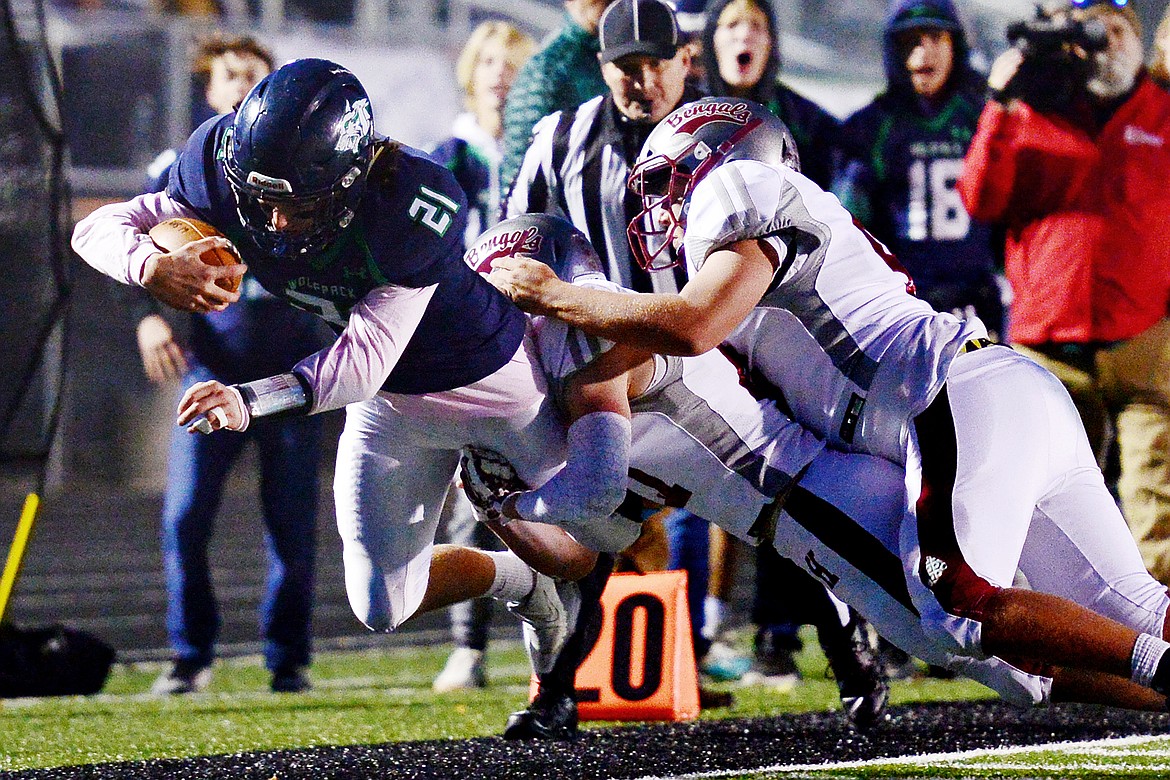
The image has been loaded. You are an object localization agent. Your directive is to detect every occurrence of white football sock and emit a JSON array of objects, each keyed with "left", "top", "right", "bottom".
[
  {"left": 1131, "top": 632, "right": 1170, "bottom": 687},
  {"left": 483, "top": 551, "right": 536, "bottom": 603}
]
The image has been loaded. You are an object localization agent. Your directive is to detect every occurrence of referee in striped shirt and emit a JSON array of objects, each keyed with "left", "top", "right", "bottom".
[{"left": 505, "top": 0, "right": 700, "bottom": 295}]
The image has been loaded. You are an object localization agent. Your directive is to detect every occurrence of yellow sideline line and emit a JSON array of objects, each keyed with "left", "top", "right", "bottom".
[{"left": 0, "top": 493, "right": 40, "bottom": 624}]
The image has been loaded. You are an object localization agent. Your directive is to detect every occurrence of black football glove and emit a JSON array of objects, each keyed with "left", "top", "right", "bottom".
[{"left": 459, "top": 446, "right": 528, "bottom": 522}]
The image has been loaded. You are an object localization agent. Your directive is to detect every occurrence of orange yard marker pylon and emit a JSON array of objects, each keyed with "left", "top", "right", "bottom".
[{"left": 531, "top": 570, "right": 700, "bottom": 722}]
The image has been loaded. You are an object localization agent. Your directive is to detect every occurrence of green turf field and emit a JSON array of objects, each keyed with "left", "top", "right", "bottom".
[
  {"left": 0, "top": 630, "right": 994, "bottom": 772},
  {"left": 795, "top": 734, "right": 1170, "bottom": 778},
  {"left": 8, "top": 630, "right": 1170, "bottom": 779}
]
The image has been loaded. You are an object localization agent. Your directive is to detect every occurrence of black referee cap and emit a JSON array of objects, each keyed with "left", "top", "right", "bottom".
[{"left": 599, "top": 0, "right": 680, "bottom": 65}]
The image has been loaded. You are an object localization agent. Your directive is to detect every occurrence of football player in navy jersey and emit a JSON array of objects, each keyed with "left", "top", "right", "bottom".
[{"left": 72, "top": 59, "right": 633, "bottom": 688}]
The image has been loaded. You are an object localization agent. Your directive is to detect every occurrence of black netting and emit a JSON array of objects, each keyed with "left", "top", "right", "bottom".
[{"left": 0, "top": 0, "right": 71, "bottom": 467}]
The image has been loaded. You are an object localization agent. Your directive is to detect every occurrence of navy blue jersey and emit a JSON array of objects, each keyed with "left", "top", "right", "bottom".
[
  {"left": 168, "top": 115, "right": 527, "bottom": 395},
  {"left": 833, "top": 0, "right": 1003, "bottom": 335},
  {"left": 836, "top": 89, "right": 997, "bottom": 293}
]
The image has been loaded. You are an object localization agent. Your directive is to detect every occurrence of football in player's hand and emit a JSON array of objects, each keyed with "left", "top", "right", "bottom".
[{"left": 148, "top": 217, "right": 242, "bottom": 293}]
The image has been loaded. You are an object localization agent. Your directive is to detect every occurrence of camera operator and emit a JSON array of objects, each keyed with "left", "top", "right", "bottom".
[
  {"left": 994, "top": 3, "right": 1111, "bottom": 116},
  {"left": 959, "top": 0, "right": 1170, "bottom": 586}
]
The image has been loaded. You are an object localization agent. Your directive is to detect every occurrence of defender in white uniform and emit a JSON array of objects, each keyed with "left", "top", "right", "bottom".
[
  {"left": 466, "top": 214, "right": 1155, "bottom": 713},
  {"left": 684, "top": 156, "right": 982, "bottom": 465},
  {"left": 488, "top": 101, "right": 1170, "bottom": 709}
]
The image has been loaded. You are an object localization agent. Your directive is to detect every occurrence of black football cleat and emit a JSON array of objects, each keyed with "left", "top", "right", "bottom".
[
  {"left": 502, "top": 691, "right": 579, "bottom": 740},
  {"left": 877, "top": 636, "right": 919, "bottom": 680},
  {"left": 819, "top": 610, "right": 890, "bottom": 730}
]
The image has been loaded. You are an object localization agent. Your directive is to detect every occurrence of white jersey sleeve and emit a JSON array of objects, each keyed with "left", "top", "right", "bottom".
[
  {"left": 71, "top": 191, "right": 199, "bottom": 286},
  {"left": 683, "top": 159, "right": 985, "bottom": 464},
  {"left": 683, "top": 159, "right": 791, "bottom": 274},
  {"left": 294, "top": 283, "right": 437, "bottom": 413}
]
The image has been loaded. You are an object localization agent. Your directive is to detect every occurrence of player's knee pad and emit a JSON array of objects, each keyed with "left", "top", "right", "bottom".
[
  {"left": 347, "top": 583, "right": 420, "bottom": 633},
  {"left": 348, "top": 592, "right": 395, "bottom": 633},
  {"left": 343, "top": 555, "right": 427, "bottom": 633}
]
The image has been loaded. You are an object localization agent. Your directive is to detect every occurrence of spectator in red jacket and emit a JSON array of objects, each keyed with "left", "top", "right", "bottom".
[{"left": 959, "top": 0, "right": 1170, "bottom": 585}]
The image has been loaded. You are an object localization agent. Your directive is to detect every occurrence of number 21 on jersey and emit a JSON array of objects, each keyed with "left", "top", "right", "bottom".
[{"left": 408, "top": 186, "right": 460, "bottom": 237}]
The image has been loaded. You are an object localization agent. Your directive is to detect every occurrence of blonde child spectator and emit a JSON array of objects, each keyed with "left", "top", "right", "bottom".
[{"left": 432, "top": 22, "right": 536, "bottom": 242}]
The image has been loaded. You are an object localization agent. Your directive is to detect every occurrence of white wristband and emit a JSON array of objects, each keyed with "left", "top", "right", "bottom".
[{"left": 233, "top": 373, "right": 308, "bottom": 422}]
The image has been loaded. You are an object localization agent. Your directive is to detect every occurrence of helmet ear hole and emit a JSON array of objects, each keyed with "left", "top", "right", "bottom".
[{"left": 223, "top": 58, "right": 375, "bottom": 257}]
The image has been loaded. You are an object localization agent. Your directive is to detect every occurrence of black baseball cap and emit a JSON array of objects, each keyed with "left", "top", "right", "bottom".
[
  {"left": 599, "top": 0, "right": 680, "bottom": 65},
  {"left": 888, "top": 1, "right": 962, "bottom": 35}
]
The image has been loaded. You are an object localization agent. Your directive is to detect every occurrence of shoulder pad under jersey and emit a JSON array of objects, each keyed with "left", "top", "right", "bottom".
[{"left": 684, "top": 159, "right": 791, "bottom": 275}]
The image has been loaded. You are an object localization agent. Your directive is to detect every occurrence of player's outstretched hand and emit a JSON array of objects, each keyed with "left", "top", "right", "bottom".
[
  {"left": 177, "top": 380, "right": 248, "bottom": 434},
  {"left": 487, "top": 254, "right": 562, "bottom": 315},
  {"left": 142, "top": 237, "right": 245, "bottom": 314},
  {"left": 136, "top": 314, "right": 188, "bottom": 384},
  {"left": 459, "top": 446, "right": 527, "bottom": 522}
]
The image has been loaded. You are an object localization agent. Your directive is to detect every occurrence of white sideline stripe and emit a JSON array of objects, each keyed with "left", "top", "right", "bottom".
[
  {"left": 971, "top": 762, "right": 1170, "bottom": 771},
  {"left": 1081, "top": 746, "right": 1170, "bottom": 757},
  {"left": 631, "top": 734, "right": 1169, "bottom": 780}
]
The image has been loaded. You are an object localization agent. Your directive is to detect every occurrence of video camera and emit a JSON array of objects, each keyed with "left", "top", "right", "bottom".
[
  {"left": 999, "top": 7, "right": 1108, "bottom": 113},
  {"left": 1006, "top": 12, "right": 1108, "bottom": 57}
]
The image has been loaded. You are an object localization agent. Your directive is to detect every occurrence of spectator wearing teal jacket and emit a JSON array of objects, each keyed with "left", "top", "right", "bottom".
[{"left": 499, "top": 0, "right": 610, "bottom": 191}]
